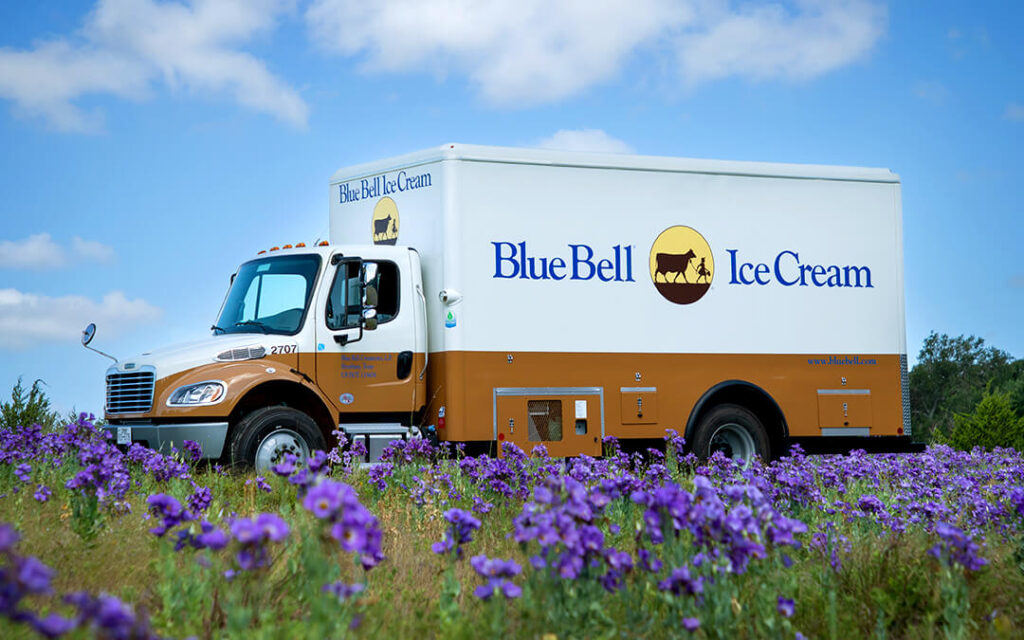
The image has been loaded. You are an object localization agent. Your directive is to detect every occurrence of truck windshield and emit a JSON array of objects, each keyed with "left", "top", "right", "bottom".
[{"left": 215, "top": 255, "right": 321, "bottom": 335}]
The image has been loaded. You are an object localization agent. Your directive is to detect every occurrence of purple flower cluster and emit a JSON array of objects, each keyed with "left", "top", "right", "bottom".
[
  {"left": 147, "top": 493, "right": 193, "bottom": 537},
  {"left": 322, "top": 581, "right": 365, "bottom": 601},
  {"left": 470, "top": 554, "right": 522, "bottom": 600},
  {"left": 513, "top": 475, "right": 625, "bottom": 584},
  {"left": 929, "top": 521, "right": 988, "bottom": 571},
  {"left": 302, "top": 479, "right": 384, "bottom": 569},
  {"left": 432, "top": 508, "right": 481, "bottom": 559},
  {"left": 632, "top": 476, "right": 806, "bottom": 577},
  {"left": 0, "top": 523, "right": 157, "bottom": 639},
  {"left": 181, "top": 439, "right": 203, "bottom": 463},
  {"left": 228, "top": 513, "right": 290, "bottom": 571}
]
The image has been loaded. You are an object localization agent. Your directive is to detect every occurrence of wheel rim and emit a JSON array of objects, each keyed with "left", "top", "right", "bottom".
[
  {"left": 255, "top": 428, "right": 310, "bottom": 474},
  {"left": 708, "top": 423, "right": 756, "bottom": 463}
]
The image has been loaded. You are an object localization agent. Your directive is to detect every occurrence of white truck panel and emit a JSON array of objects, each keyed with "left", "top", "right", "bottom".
[{"left": 329, "top": 145, "right": 905, "bottom": 357}]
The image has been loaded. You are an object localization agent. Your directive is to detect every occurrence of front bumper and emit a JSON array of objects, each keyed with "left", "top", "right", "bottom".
[{"left": 103, "top": 422, "right": 229, "bottom": 459}]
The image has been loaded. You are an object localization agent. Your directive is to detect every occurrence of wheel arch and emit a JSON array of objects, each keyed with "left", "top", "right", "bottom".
[
  {"left": 228, "top": 380, "right": 336, "bottom": 447},
  {"left": 684, "top": 380, "right": 789, "bottom": 454}
]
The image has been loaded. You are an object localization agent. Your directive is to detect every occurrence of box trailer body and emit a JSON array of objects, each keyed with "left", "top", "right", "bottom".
[
  {"left": 327, "top": 144, "right": 909, "bottom": 457},
  {"left": 98, "top": 143, "right": 909, "bottom": 468}
]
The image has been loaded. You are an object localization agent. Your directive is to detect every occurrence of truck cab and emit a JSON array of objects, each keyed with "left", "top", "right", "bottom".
[{"left": 100, "top": 243, "right": 427, "bottom": 470}]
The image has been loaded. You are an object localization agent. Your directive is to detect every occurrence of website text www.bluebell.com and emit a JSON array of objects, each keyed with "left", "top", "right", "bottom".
[{"left": 807, "top": 355, "right": 878, "bottom": 366}]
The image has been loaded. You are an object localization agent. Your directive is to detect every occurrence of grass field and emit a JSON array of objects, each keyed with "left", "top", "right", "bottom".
[{"left": 1, "top": 416, "right": 1023, "bottom": 639}]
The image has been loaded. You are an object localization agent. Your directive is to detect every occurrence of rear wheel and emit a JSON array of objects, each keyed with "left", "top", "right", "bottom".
[
  {"left": 691, "top": 403, "right": 770, "bottom": 463},
  {"left": 230, "top": 406, "right": 326, "bottom": 474}
]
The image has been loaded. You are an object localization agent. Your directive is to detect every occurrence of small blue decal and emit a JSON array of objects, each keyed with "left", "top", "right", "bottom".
[
  {"left": 445, "top": 311, "right": 456, "bottom": 328},
  {"left": 339, "top": 393, "right": 355, "bottom": 405},
  {"left": 317, "top": 343, "right": 325, "bottom": 351}
]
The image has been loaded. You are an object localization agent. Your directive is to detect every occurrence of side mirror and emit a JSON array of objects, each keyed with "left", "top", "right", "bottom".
[
  {"left": 363, "top": 285, "right": 378, "bottom": 308},
  {"left": 82, "top": 323, "right": 96, "bottom": 346},
  {"left": 362, "top": 262, "right": 378, "bottom": 282},
  {"left": 363, "top": 309, "right": 378, "bottom": 331}
]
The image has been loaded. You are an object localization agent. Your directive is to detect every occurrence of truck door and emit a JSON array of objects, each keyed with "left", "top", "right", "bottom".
[
  {"left": 314, "top": 254, "right": 422, "bottom": 421},
  {"left": 494, "top": 388, "right": 603, "bottom": 457}
]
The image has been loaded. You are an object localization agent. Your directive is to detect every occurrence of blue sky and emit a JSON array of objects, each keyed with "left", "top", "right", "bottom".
[{"left": 0, "top": 0, "right": 1021, "bottom": 415}]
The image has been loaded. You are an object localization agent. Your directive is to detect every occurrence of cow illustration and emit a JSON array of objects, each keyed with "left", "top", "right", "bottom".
[
  {"left": 373, "top": 214, "right": 396, "bottom": 240},
  {"left": 655, "top": 250, "right": 697, "bottom": 283}
]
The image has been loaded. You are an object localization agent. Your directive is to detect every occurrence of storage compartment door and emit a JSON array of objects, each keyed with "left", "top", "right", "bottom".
[
  {"left": 817, "top": 389, "right": 873, "bottom": 436},
  {"left": 494, "top": 387, "right": 602, "bottom": 457}
]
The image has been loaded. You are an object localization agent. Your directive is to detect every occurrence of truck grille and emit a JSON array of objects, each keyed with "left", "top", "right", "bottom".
[{"left": 106, "top": 370, "right": 156, "bottom": 414}]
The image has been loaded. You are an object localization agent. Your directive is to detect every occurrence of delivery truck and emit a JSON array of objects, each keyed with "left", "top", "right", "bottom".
[{"left": 92, "top": 143, "right": 913, "bottom": 470}]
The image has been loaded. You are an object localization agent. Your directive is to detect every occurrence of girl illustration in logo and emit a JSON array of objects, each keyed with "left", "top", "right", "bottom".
[{"left": 695, "top": 257, "right": 712, "bottom": 283}]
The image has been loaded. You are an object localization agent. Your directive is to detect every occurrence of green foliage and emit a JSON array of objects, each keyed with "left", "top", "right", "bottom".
[
  {"left": 948, "top": 391, "right": 1024, "bottom": 452},
  {"left": 910, "top": 332, "right": 1022, "bottom": 443},
  {"left": 69, "top": 491, "right": 104, "bottom": 545},
  {"left": 0, "top": 376, "right": 61, "bottom": 431}
]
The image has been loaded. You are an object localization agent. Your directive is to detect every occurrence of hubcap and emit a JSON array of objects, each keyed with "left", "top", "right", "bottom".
[
  {"left": 708, "top": 423, "right": 756, "bottom": 463},
  {"left": 255, "top": 428, "right": 310, "bottom": 474}
]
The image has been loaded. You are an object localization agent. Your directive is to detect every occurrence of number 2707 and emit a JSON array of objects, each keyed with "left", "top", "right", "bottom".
[{"left": 270, "top": 345, "right": 297, "bottom": 355}]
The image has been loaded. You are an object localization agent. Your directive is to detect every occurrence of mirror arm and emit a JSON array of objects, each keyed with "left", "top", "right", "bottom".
[{"left": 84, "top": 344, "right": 118, "bottom": 364}]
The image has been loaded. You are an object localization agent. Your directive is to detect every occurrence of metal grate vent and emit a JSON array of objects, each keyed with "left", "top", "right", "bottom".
[
  {"left": 216, "top": 346, "right": 267, "bottom": 362},
  {"left": 900, "top": 354, "right": 911, "bottom": 436},
  {"left": 106, "top": 370, "right": 155, "bottom": 414}
]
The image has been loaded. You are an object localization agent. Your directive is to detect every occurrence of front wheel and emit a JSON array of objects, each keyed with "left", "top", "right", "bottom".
[
  {"left": 230, "top": 406, "right": 326, "bottom": 473},
  {"left": 691, "top": 403, "right": 770, "bottom": 464}
]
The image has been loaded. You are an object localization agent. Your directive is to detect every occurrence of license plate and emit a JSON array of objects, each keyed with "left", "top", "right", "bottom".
[{"left": 116, "top": 427, "right": 131, "bottom": 445}]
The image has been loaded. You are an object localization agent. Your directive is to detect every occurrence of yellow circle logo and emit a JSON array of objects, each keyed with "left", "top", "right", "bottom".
[
  {"left": 371, "top": 197, "right": 399, "bottom": 245},
  {"left": 649, "top": 226, "right": 714, "bottom": 304}
]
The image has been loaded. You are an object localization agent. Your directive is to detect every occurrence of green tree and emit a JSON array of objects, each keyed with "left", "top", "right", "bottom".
[
  {"left": 0, "top": 377, "right": 61, "bottom": 431},
  {"left": 948, "top": 390, "right": 1024, "bottom": 451},
  {"left": 909, "top": 332, "right": 1018, "bottom": 443}
]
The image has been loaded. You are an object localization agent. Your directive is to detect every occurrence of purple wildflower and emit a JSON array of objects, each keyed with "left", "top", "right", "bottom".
[
  {"left": 777, "top": 596, "right": 795, "bottom": 618},
  {"left": 181, "top": 440, "right": 202, "bottom": 463},
  {"left": 32, "top": 484, "right": 51, "bottom": 503},
  {"left": 470, "top": 554, "right": 522, "bottom": 600},
  {"left": 146, "top": 493, "right": 193, "bottom": 537},
  {"left": 322, "top": 581, "right": 365, "bottom": 601},
  {"left": 432, "top": 508, "right": 481, "bottom": 559}
]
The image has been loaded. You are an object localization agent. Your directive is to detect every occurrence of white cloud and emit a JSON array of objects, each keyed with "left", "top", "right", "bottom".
[
  {"left": 0, "top": 289, "right": 162, "bottom": 349},
  {"left": 536, "top": 129, "right": 635, "bottom": 154},
  {"left": 1004, "top": 103, "right": 1024, "bottom": 122},
  {"left": 0, "top": 233, "right": 65, "bottom": 269},
  {"left": 0, "top": 0, "right": 306, "bottom": 133},
  {"left": 676, "top": 1, "right": 887, "bottom": 85},
  {"left": 306, "top": 0, "right": 886, "bottom": 105},
  {"left": 0, "top": 233, "right": 115, "bottom": 269},
  {"left": 71, "top": 237, "right": 116, "bottom": 263}
]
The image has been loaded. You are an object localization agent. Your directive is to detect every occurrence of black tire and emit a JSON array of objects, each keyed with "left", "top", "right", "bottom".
[
  {"left": 691, "top": 403, "right": 770, "bottom": 463},
  {"left": 229, "top": 406, "right": 326, "bottom": 472}
]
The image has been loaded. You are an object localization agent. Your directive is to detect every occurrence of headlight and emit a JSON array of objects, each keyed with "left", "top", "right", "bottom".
[{"left": 167, "top": 381, "right": 225, "bottom": 406}]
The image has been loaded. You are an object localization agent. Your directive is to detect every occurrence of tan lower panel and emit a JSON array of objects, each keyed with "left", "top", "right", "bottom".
[{"left": 427, "top": 351, "right": 903, "bottom": 443}]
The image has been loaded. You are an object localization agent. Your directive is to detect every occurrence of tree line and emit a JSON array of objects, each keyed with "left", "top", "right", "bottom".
[{"left": 910, "top": 332, "right": 1024, "bottom": 449}]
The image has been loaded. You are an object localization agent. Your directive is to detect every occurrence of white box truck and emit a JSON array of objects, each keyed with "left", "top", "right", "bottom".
[{"left": 95, "top": 144, "right": 912, "bottom": 468}]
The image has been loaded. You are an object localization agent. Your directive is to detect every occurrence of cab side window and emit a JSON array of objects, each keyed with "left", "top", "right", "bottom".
[
  {"left": 370, "top": 261, "right": 399, "bottom": 324},
  {"left": 326, "top": 260, "right": 400, "bottom": 330}
]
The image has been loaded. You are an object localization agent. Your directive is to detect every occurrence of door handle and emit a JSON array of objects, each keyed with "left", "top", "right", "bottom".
[{"left": 397, "top": 351, "right": 413, "bottom": 379}]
